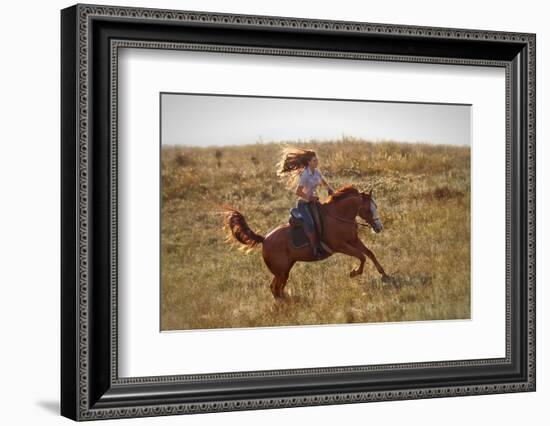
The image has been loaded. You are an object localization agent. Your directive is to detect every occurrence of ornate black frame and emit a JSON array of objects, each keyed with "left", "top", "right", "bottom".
[{"left": 61, "top": 4, "right": 536, "bottom": 421}]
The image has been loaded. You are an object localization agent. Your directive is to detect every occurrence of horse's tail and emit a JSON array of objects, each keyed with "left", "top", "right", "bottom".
[{"left": 223, "top": 207, "right": 264, "bottom": 250}]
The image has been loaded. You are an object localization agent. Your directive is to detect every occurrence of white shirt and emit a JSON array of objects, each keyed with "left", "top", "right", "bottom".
[{"left": 298, "top": 168, "right": 323, "bottom": 198}]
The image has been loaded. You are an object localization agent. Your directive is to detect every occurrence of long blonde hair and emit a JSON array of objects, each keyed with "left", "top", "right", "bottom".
[{"left": 276, "top": 146, "right": 317, "bottom": 189}]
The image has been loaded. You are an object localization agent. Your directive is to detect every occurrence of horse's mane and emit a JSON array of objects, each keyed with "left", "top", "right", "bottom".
[{"left": 324, "top": 185, "right": 361, "bottom": 204}]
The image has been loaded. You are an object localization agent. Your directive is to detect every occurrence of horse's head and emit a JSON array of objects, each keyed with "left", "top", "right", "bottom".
[{"left": 359, "top": 190, "right": 383, "bottom": 233}]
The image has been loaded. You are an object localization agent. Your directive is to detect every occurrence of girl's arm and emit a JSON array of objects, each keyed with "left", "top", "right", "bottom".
[{"left": 319, "top": 172, "right": 335, "bottom": 195}]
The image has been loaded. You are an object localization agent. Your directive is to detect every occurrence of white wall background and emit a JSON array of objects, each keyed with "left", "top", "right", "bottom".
[{"left": 0, "top": 0, "right": 546, "bottom": 424}]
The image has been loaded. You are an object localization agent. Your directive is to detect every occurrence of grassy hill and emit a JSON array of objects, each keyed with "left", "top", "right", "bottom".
[{"left": 161, "top": 138, "right": 470, "bottom": 330}]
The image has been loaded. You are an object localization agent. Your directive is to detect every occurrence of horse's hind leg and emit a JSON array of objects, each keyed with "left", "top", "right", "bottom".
[
  {"left": 262, "top": 229, "right": 295, "bottom": 299},
  {"left": 269, "top": 271, "right": 290, "bottom": 300},
  {"left": 278, "top": 271, "right": 291, "bottom": 299},
  {"left": 266, "top": 258, "right": 291, "bottom": 300},
  {"left": 269, "top": 276, "right": 279, "bottom": 299}
]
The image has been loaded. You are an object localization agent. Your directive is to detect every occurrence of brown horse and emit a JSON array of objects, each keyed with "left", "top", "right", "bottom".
[{"left": 223, "top": 186, "right": 388, "bottom": 299}]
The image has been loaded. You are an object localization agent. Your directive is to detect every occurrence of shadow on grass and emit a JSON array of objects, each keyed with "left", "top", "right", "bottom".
[
  {"left": 366, "top": 272, "right": 433, "bottom": 288},
  {"left": 272, "top": 293, "right": 315, "bottom": 309}
]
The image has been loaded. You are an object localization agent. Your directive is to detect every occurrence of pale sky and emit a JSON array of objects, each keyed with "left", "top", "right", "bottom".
[{"left": 161, "top": 93, "right": 471, "bottom": 147}]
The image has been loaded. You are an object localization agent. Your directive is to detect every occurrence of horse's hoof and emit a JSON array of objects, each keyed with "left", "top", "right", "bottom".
[
  {"left": 381, "top": 274, "right": 391, "bottom": 283},
  {"left": 274, "top": 292, "right": 290, "bottom": 302},
  {"left": 350, "top": 270, "right": 359, "bottom": 278}
]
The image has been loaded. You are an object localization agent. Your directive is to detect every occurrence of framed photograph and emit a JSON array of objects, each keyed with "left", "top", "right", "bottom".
[{"left": 61, "top": 4, "right": 536, "bottom": 421}]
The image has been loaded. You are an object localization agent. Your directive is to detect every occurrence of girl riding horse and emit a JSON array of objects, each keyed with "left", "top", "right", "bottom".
[
  {"left": 223, "top": 146, "right": 388, "bottom": 299},
  {"left": 276, "top": 147, "right": 335, "bottom": 259}
]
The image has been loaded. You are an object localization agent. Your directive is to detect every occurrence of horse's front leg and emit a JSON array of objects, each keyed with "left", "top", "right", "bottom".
[
  {"left": 353, "top": 238, "right": 387, "bottom": 278},
  {"left": 335, "top": 242, "right": 366, "bottom": 278}
]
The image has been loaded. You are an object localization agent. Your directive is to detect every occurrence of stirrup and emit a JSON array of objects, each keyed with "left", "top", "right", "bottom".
[
  {"left": 290, "top": 208, "right": 302, "bottom": 220},
  {"left": 313, "top": 245, "right": 324, "bottom": 258}
]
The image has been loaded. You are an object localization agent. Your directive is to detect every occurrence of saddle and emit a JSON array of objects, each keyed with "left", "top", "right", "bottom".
[{"left": 288, "top": 202, "right": 327, "bottom": 251}]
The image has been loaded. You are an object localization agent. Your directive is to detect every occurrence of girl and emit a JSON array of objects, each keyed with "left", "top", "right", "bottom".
[{"left": 277, "top": 147, "right": 335, "bottom": 258}]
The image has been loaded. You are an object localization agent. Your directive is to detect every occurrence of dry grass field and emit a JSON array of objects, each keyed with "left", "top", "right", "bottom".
[{"left": 161, "top": 138, "right": 470, "bottom": 330}]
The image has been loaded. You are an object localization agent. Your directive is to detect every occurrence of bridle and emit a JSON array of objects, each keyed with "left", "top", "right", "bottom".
[
  {"left": 324, "top": 209, "right": 372, "bottom": 228},
  {"left": 321, "top": 196, "right": 375, "bottom": 229}
]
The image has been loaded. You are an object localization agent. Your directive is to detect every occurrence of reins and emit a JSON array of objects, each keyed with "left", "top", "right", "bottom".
[{"left": 322, "top": 205, "right": 372, "bottom": 228}]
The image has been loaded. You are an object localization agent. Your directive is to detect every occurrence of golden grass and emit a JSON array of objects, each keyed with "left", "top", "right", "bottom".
[{"left": 161, "top": 138, "right": 470, "bottom": 330}]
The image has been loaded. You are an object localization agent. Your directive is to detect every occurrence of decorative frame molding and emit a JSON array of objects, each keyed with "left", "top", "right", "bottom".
[{"left": 61, "top": 4, "right": 535, "bottom": 421}]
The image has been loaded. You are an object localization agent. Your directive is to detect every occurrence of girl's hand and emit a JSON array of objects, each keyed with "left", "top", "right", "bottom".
[{"left": 328, "top": 187, "right": 334, "bottom": 196}]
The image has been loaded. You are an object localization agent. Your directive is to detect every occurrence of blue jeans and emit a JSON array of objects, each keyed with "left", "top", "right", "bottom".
[{"left": 296, "top": 199, "right": 315, "bottom": 233}]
